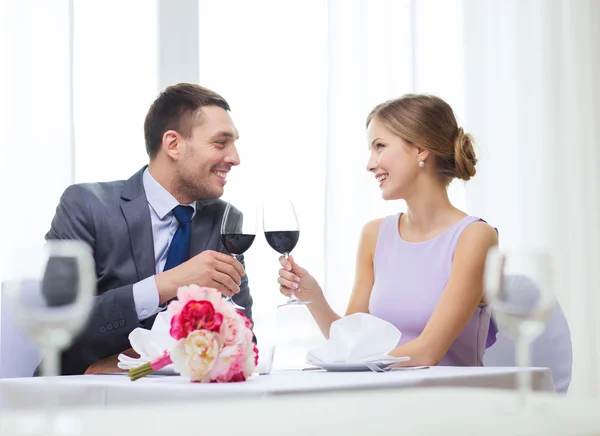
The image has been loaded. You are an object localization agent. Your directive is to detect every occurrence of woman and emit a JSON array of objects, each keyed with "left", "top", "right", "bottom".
[{"left": 278, "top": 94, "right": 498, "bottom": 366}]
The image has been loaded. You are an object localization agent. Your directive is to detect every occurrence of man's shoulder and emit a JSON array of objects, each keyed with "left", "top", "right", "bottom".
[
  {"left": 62, "top": 167, "right": 146, "bottom": 206},
  {"left": 64, "top": 179, "right": 127, "bottom": 205}
]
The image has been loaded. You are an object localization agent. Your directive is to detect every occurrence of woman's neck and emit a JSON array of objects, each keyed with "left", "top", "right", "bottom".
[{"left": 403, "top": 180, "right": 462, "bottom": 236}]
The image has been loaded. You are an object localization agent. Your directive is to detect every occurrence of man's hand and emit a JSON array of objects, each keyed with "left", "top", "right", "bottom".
[
  {"left": 155, "top": 250, "right": 245, "bottom": 303},
  {"left": 84, "top": 348, "right": 139, "bottom": 375}
]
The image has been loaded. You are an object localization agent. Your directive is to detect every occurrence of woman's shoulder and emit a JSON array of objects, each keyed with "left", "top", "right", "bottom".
[
  {"left": 457, "top": 219, "right": 499, "bottom": 250},
  {"left": 358, "top": 215, "right": 395, "bottom": 253},
  {"left": 361, "top": 214, "right": 399, "bottom": 239},
  {"left": 362, "top": 217, "right": 385, "bottom": 234}
]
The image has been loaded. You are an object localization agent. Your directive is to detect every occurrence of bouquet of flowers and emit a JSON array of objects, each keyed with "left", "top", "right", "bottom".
[{"left": 128, "top": 285, "right": 258, "bottom": 382}]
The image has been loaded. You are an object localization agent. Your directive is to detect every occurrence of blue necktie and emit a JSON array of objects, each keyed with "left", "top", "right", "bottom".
[{"left": 164, "top": 205, "right": 194, "bottom": 271}]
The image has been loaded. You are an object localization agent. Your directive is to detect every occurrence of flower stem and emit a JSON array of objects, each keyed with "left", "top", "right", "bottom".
[
  {"left": 128, "top": 362, "right": 154, "bottom": 381},
  {"left": 128, "top": 351, "right": 173, "bottom": 381}
]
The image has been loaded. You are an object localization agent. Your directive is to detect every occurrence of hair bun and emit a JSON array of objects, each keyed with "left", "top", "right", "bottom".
[{"left": 454, "top": 127, "right": 477, "bottom": 181}]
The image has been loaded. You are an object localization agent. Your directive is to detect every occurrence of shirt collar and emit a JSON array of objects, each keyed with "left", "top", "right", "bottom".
[{"left": 142, "top": 168, "right": 196, "bottom": 220}]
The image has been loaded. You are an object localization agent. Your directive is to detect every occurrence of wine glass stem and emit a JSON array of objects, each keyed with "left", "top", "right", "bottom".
[
  {"left": 42, "top": 345, "right": 59, "bottom": 377},
  {"left": 516, "top": 335, "right": 532, "bottom": 410},
  {"left": 283, "top": 253, "right": 296, "bottom": 300},
  {"left": 42, "top": 346, "right": 60, "bottom": 431},
  {"left": 226, "top": 254, "right": 239, "bottom": 302}
]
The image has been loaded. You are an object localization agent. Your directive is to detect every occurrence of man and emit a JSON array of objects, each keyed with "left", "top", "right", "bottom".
[{"left": 45, "top": 83, "right": 252, "bottom": 375}]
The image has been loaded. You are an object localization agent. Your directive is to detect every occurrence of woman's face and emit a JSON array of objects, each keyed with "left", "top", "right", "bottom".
[{"left": 366, "top": 117, "right": 423, "bottom": 200}]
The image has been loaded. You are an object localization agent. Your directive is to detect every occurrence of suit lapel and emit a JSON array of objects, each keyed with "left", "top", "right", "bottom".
[{"left": 121, "top": 167, "right": 155, "bottom": 281}]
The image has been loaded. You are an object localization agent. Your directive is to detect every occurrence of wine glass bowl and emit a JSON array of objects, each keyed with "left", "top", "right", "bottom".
[
  {"left": 6, "top": 240, "right": 96, "bottom": 376},
  {"left": 262, "top": 200, "right": 305, "bottom": 307},
  {"left": 263, "top": 230, "right": 299, "bottom": 256},
  {"left": 220, "top": 201, "right": 257, "bottom": 310},
  {"left": 486, "top": 274, "right": 552, "bottom": 340},
  {"left": 221, "top": 233, "right": 256, "bottom": 257}
]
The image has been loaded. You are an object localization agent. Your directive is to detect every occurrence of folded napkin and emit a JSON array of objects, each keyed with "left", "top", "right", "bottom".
[
  {"left": 306, "top": 313, "right": 403, "bottom": 363},
  {"left": 117, "top": 311, "right": 176, "bottom": 370}
]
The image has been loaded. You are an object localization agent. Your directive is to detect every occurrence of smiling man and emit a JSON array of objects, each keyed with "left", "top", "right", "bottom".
[{"left": 45, "top": 84, "right": 253, "bottom": 375}]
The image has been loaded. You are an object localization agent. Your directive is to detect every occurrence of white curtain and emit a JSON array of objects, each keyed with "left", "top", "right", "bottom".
[
  {"left": 325, "top": 0, "right": 466, "bottom": 313},
  {"left": 73, "top": 0, "right": 157, "bottom": 184},
  {"left": 196, "top": 0, "right": 329, "bottom": 365},
  {"left": 463, "top": 0, "right": 600, "bottom": 397},
  {"left": 200, "top": 0, "right": 468, "bottom": 365},
  {"left": 0, "top": 0, "right": 157, "bottom": 277},
  {"left": 0, "top": 0, "right": 74, "bottom": 280}
]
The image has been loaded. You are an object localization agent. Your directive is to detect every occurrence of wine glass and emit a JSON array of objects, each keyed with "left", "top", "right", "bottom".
[
  {"left": 220, "top": 201, "right": 257, "bottom": 310},
  {"left": 263, "top": 200, "right": 304, "bottom": 307},
  {"left": 4, "top": 240, "right": 95, "bottom": 433},
  {"left": 6, "top": 240, "right": 96, "bottom": 376},
  {"left": 484, "top": 247, "right": 556, "bottom": 409}
]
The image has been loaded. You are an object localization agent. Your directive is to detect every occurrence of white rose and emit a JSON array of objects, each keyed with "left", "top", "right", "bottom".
[{"left": 170, "top": 330, "right": 222, "bottom": 382}]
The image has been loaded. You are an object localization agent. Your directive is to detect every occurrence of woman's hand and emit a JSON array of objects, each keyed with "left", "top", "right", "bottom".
[{"left": 277, "top": 255, "right": 323, "bottom": 303}]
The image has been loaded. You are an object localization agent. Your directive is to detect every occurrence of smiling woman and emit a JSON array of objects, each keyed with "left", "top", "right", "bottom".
[{"left": 277, "top": 94, "right": 498, "bottom": 368}]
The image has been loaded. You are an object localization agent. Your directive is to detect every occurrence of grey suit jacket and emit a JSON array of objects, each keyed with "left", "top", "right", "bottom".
[{"left": 45, "top": 167, "right": 253, "bottom": 375}]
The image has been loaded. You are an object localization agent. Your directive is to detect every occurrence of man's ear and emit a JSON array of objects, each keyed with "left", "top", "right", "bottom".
[{"left": 162, "top": 130, "right": 180, "bottom": 161}]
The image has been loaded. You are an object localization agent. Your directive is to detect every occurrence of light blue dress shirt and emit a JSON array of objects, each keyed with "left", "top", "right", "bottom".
[{"left": 132, "top": 168, "right": 196, "bottom": 320}]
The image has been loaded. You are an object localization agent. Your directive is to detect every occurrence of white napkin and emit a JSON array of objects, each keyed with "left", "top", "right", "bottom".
[
  {"left": 117, "top": 311, "right": 176, "bottom": 370},
  {"left": 306, "top": 313, "right": 403, "bottom": 363}
]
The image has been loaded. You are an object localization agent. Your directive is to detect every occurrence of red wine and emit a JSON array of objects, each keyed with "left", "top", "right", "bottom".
[
  {"left": 264, "top": 230, "right": 300, "bottom": 254},
  {"left": 221, "top": 233, "right": 256, "bottom": 255}
]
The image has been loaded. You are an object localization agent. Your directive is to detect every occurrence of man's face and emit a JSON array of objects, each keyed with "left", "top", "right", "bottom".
[{"left": 174, "top": 105, "right": 240, "bottom": 200}]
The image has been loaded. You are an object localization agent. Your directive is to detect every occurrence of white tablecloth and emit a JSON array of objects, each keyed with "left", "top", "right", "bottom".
[
  {"left": 0, "top": 387, "right": 597, "bottom": 436},
  {"left": 0, "top": 366, "right": 554, "bottom": 410}
]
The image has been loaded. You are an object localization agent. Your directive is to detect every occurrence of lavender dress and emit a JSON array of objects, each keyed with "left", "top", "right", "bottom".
[{"left": 369, "top": 214, "right": 497, "bottom": 366}]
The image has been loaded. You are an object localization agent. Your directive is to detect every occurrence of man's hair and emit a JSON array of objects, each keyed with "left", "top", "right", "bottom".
[{"left": 144, "top": 83, "right": 230, "bottom": 159}]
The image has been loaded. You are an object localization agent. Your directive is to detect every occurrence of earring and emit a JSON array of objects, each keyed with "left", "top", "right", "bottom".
[{"left": 418, "top": 161, "right": 425, "bottom": 168}]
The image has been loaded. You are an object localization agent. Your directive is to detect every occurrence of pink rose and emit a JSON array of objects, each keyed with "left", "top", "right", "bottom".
[
  {"left": 236, "top": 310, "right": 253, "bottom": 329},
  {"left": 168, "top": 285, "right": 236, "bottom": 319},
  {"left": 167, "top": 285, "right": 205, "bottom": 316},
  {"left": 170, "top": 330, "right": 222, "bottom": 382},
  {"left": 170, "top": 300, "right": 223, "bottom": 340},
  {"left": 229, "top": 372, "right": 247, "bottom": 382},
  {"left": 167, "top": 286, "right": 220, "bottom": 314},
  {"left": 241, "top": 324, "right": 254, "bottom": 345},
  {"left": 253, "top": 343, "right": 259, "bottom": 366},
  {"left": 211, "top": 372, "right": 246, "bottom": 383},
  {"left": 206, "top": 344, "right": 247, "bottom": 382},
  {"left": 243, "top": 349, "right": 257, "bottom": 378},
  {"left": 219, "top": 315, "right": 246, "bottom": 346}
]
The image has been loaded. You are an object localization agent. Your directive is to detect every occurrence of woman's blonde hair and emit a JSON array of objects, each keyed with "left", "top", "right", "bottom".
[{"left": 367, "top": 94, "right": 477, "bottom": 183}]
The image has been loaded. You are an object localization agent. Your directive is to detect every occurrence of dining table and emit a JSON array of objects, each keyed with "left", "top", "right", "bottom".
[{"left": 0, "top": 366, "right": 555, "bottom": 410}]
